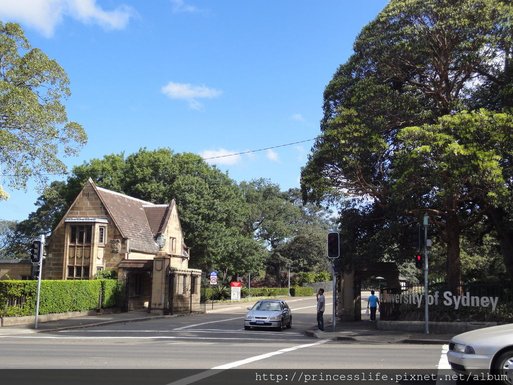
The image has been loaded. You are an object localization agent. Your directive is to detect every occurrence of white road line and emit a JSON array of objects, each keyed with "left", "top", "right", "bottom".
[
  {"left": 172, "top": 317, "right": 242, "bottom": 330},
  {"left": 165, "top": 339, "right": 330, "bottom": 385},
  {"left": 438, "top": 344, "right": 451, "bottom": 369},
  {"left": 213, "top": 339, "right": 330, "bottom": 369},
  {"left": 436, "top": 344, "right": 453, "bottom": 385},
  {"left": 0, "top": 335, "right": 306, "bottom": 342}
]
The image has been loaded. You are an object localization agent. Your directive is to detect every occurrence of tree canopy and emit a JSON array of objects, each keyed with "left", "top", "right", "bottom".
[
  {"left": 0, "top": 22, "right": 86, "bottom": 199},
  {"left": 301, "top": 0, "right": 513, "bottom": 289},
  {"left": 4, "top": 149, "right": 333, "bottom": 283}
]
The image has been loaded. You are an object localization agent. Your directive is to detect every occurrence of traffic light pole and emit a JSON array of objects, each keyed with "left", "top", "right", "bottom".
[
  {"left": 327, "top": 232, "right": 340, "bottom": 331},
  {"left": 332, "top": 263, "right": 336, "bottom": 330},
  {"left": 423, "top": 214, "right": 429, "bottom": 335},
  {"left": 34, "top": 234, "right": 45, "bottom": 330}
]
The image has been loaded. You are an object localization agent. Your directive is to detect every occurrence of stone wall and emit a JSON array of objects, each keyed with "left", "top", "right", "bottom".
[{"left": 0, "top": 260, "right": 32, "bottom": 280}]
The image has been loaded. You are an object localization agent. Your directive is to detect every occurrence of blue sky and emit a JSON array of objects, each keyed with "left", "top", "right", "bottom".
[{"left": 0, "top": 0, "right": 388, "bottom": 221}]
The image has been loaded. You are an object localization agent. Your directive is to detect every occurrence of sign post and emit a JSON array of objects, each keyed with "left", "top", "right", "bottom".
[
  {"left": 34, "top": 234, "right": 45, "bottom": 330},
  {"left": 209, "top": 271, "right": 218, "bottom": 285},
  {"left": 230, "top": 281, "right": 242, "bottom": 301}
]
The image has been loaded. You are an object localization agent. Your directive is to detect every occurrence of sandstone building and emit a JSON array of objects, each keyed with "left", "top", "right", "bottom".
[{"left": 44, "top": 178, "right": 201, "bottom": 313}]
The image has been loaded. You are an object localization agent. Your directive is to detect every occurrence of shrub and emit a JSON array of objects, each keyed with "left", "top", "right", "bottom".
[
  {"left": 290, "top": 286, "right": 315, "bottom": 297},
  {"left": 0, "top": 279, "right": 124, "bottom": 317}
]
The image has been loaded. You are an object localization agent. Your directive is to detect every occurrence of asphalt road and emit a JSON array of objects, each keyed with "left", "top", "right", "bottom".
[{"left": 0, "top": 297, "right": 457, "bottom": 385}]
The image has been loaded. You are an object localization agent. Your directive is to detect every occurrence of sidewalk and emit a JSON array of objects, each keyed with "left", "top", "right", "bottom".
[
  {"left": 304, "top": 320, "right": 452, "bottom": 344},
  {"left": 0, "top": 310, "right": 170, "bottom": 335}
]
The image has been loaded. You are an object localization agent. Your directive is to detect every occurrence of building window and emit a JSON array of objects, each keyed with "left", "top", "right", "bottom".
[
  {"left": 67, "top": 265, "right": 90, "bottom": 279},
  {"left": 170, "top": 237, "right": 177, "bottom": 253},
  {"left": 67, "top": 224, "right": 92, "bottom": 280},
  {"left": 98, "top": 226, "right": 107, "bottom": 245},
  {"left": 70, "top": 225, "right": 92, "bottom": 245}
]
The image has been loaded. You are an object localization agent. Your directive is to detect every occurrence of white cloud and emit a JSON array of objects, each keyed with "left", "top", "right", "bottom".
[
  {"left": 201, "top": 149, "right": 241, "bottom": 166},
  {"left": 290, "top": 113, "right": 305, "bottom": 122},
  {"left": 170, "top": 0, "right": 198, "bottom": 13},
  {"left": 161, "top": 82, "right": 222, "bottom": 110},
  {"left": 67, "top": 0, "right": 134, "bottom": 30},
  {"left": 0, "top": 0, "right": 134, "bottom": 37},
  {"left": 266, "top": 149, "right": 279, "bottom": 162}
]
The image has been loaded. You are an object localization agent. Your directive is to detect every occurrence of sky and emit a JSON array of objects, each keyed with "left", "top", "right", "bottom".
[{"left": 0, "top": 0, "right": 388, "bottom": 221}]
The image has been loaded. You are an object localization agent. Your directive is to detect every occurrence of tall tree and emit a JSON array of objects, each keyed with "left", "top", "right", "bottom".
[
  {"left": 0, "top": 22, "right": 86, "bottom": 199},
  {"left": 240, "top": 180, "right": 332, "bottom": 283},
  {"left": 301, "top": 0, "right": 513, "bottom": 290}
]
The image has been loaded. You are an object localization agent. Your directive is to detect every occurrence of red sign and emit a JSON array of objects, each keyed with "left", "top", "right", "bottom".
[{"left": 230, "top": 281, "right": 242, "bottom": 287}]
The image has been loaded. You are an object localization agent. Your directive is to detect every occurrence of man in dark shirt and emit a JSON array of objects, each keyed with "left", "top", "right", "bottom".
[{"left": 316, "top": 288, "right": 325, "bottom": 331}]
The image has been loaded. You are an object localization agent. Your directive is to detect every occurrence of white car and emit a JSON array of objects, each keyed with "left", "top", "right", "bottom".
[
  {"left": 244, "top": 299, "right": 292, "bottom": 330},
  {"left": 447, "top": 323, "right": 513, "bottom": 384}
]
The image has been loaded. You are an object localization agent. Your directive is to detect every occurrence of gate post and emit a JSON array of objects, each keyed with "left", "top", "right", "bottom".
[
  {"left": 340, "top": 270, "right": 356, "bottom": 321},
  {"left": 150, "top": 252, "right": 171, "bottom": 314}
]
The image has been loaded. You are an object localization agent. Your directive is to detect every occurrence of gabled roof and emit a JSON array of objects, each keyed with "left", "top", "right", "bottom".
[
  {"left": 53, "top": 179, "right": 182, "bottom": 255},
  {"left": 93, "top": 184, "right": 161, "bottom": 254},
  {"left": 57, "top": 179, "right": 185, "bottom": 256}
]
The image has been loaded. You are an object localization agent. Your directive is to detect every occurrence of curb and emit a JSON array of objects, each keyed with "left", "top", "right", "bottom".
[
  {"left": 36, "top": 315, "right": 171, "bottom": 333},
  {"left": 303, "top": 329, "right": 449, "bottom": 344}
]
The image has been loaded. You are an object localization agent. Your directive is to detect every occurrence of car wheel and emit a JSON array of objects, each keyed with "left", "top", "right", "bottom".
[
  {"left": 276, "top": 320, "right": 283, "bottom": 331},
  {"left": 244, "top": 326, "right": 250, "bottom": 330},
  {"left": 286, "top": 316, "right": 292, "bottom": 329},
  {"left": 494, "top": 350, "right": 513, "bottom": 385}
]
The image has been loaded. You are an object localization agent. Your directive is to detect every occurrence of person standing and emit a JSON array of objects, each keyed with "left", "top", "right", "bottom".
[
  {"left": 316, "top": 288, "right": 325, "bottom": 331},
  {"left": 367, "top": 290, "right": 380, "bottom": 321}
]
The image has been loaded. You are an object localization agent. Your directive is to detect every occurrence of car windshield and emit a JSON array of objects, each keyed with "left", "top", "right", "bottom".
[{"left": 255, "top": 302, "right": 281, "bottom": 311}]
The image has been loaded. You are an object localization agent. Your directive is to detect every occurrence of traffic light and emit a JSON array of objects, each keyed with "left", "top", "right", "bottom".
[
  {"left": 31, "top": 264, "right": 40, "bottom": 279},
  {"left": 415, "top": 253, "right": 423, "bottom": 269},
  {"left": 30, "top": 241, "right": 42, "bottom": 263},
  {"left": 327, "top": 232, "right": 340, "bottom": 258}
]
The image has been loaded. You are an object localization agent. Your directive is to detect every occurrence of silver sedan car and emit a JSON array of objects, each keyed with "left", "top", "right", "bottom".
[
  {"left": 244, "top": 299, "right": 292, "bottom": 330},
  {"left": 447, "top": 323, "right": 513, "bottom": 384}
]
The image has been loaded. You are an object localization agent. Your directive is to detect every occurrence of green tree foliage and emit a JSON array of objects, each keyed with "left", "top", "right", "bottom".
[
  {"left": 240, "top": 180, "right": 332, "bottom": 284},
  {"left": 7, "top": 151, "right": 332, "bottom": 281},
  {"left": 0, "top": 22, "right": 87, "bottom": 199},
  {"left": 301, "top": 0, "right": 513, "bottom": 290},
  {"left": 7, "top": 148, "right": 266, "bottom": 275},
  {"left": 0, "top": 220, "right": 17, "bottom": 259}
]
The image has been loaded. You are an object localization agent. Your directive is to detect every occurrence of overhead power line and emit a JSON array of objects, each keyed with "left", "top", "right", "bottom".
[
  {"left": 202, "top": 138, "right": 316, "bottom": 160},
  {"left": 1, "top": 139, "right": 317, "bottom": 176}
]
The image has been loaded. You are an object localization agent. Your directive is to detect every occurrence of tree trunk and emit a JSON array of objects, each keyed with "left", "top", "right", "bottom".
[
  {"left": 486, "top": 207, "right": 513, "bottom": 277},
  {"left": 445, "top": 210, "right": 462, "bottom": 294}
]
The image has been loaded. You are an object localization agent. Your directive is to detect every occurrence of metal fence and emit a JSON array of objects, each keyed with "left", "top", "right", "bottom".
[{"left": 379, "top": 283, "right": 513, "bottom": 322}]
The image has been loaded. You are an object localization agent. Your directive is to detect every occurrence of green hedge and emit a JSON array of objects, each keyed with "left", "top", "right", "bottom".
[
  {"left": 0, "top": 279, "right": 124, "bottom": 317},
  {"left": 202, "top": 286, "right": 315, "bottom": 301},
  {"left": 294, "top": 271, "right": 332, "bottom": 285},
  {"left": 290, "top": 286, "right": 315, "bottom": 297}
]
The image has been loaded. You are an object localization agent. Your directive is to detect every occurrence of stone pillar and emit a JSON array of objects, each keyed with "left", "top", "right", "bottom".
[
  {"left": 150, "top": 252, "right": 171, "bottom": 314},
  {"left": 340, "top": 270, "right": 355, "bottom": 321}
]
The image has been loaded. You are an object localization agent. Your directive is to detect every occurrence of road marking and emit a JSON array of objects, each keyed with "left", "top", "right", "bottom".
[
  {"left": 213, "top": 339, "right": 330, "bottom": 369},
  {"left": 56, "top": 328, "right": 305, "bottom": 337},
  {"left": 436, "top": 345, "right": 453, "bottom": 385},
  {"left": 0, "top": 335, "right": 309, "bottom": 343},
  {"left": 164, "top": 339, "right": 331, "bottom": 385},
  {"left": 172, "top": 317, "right": 242, "bottom": 330},
  {"left": 438, "top": 344, "right": 450, "bottom": 369}
]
